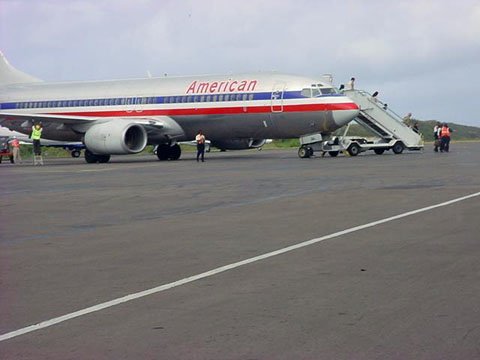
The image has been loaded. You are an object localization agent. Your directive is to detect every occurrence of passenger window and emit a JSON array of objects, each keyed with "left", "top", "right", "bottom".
[
  {"left": 206, "top": 95, "right": 211, "bottom": 102},
  {"left": 200, "top": 96, "right": 205, "bottom": 102},
  {"left": 93, "top": 99, "right": 98, "bottom": 106},
  {"left": 242, "top": 94, "right": 248, "bottom": 101},
  {"left": 218, "top": 94, "right": 223, "bottom": 101},
  {"left": 248, "top": 94, "right": 254, "bottom": 101},
  {"left": 212, "top": 95, "right": 217, "bottom": 102},
  {"left": 224, "top": 94, "right": 230, "bottom": 101}
]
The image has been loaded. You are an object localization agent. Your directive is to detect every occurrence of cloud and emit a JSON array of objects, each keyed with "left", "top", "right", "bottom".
[{"left": 0, "top": 0, "right": 479, "bottom": 125}]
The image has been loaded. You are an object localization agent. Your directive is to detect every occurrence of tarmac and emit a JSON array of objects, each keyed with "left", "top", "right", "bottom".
[{"left": 1, "top": 143, "right": 480, "bottom": 359}]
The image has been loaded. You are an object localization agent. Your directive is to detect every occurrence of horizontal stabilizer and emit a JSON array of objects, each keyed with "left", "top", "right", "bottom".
[{"left": 0, "top": 51, "right": 41, "bottom": 86}]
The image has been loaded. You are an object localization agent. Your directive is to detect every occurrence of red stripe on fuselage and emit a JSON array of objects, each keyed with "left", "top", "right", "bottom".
[{"left": 49, "top": 102, "right": 358, "bottom": 118}]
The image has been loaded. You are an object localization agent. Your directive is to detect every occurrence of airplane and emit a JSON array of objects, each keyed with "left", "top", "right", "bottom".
[
  {"left": 0, "top": 52, "right": 359, "bottom": 163},
  {"left": 0, "top": 125, "right": 85, "bottom": 157}
]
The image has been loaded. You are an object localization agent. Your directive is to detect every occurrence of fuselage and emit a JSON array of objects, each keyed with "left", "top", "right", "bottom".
[{"left": 0, "top": 72, "right": 359, "bottom": 142}]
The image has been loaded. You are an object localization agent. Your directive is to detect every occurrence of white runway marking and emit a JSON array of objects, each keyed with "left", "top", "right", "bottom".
[{"left": 1, "top": 191, "right": 479, "bottom": 342}]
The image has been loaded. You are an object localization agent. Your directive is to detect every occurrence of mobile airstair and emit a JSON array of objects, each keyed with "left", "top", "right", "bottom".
[{"left": 298, "top": 90, "right": 424, "bottom": 158}]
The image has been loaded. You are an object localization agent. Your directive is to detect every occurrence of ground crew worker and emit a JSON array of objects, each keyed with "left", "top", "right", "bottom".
[
  {"left": 433, "top": 122, "right": 441, "bottom": 152},
  {"left": 10, "top": 136, "right": 21, "bottom": 164},
  {"left": 31, "top": 123, "right": 44, "bottom": 165},
  {"left": 195, "top": 130, "right": 206, "bottom": 162},
  {"left": 440, "top": 123, "right": 451, "bottom": 152}
]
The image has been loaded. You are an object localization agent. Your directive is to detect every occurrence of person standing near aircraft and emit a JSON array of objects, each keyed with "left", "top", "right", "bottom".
[
  {"left": 195, "top": 130, "right": 206, "bottom": 162},
  {"left": 402, "top": 112, "right": 413, "bottom": 127},
  {"left": 31, "top": 122, "right": 44, "bottom": 165},
  {"left": 440, "top": 123, "right": 451, "bottom": 152},
  {"left": 433, "top": 122, "right": 442, "bottom": 152},
  {"left": 346, "top": 77, "right": 355, "bottom": 90},
  {"left": 10, "top": 136, "right": 21, "bottom": 164}
]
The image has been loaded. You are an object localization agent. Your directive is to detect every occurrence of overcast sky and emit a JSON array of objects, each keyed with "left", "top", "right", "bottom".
[{"left": 1, "top": 0, "right": 479, "bottom": 126}]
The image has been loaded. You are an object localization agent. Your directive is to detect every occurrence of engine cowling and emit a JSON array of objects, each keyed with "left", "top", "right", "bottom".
[
  {"left": 84, "top": 120, "right": 147, "bottom": 155},
  {"left": 211, "top": 139, "right": 266, "bottom": 150}
]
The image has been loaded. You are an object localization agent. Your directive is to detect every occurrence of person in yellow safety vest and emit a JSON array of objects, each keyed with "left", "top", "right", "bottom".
[
  {"left": 440, "top": 123, "right": 451, "bottom": 153},
  {"left": 31, "top": 123, "right": 44, "bottom": 165}
]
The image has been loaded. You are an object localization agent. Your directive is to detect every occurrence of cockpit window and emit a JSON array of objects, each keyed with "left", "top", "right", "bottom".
[
  {"left": 301, "top": 88, "right": 312, "bottom": 97},
  {"left": 320, "top": 88, "right": 337, "bottom": 95},
  {"left": 302, "top": 86, "right": 338, "bottom": 97}
]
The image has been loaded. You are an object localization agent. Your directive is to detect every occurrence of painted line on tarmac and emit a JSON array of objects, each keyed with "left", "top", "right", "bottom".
[{"left": 1, "top": 190, "right": 479, "bottom": 342}]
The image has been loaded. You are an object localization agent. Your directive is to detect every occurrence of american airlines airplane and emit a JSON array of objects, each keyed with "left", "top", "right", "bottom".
[{"left": 0, "top": 52, "right": 359, "bottom": 163}]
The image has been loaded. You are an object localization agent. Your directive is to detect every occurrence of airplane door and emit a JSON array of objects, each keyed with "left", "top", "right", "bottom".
[{"left": 271, "top": 82, "right": 285, "bottom": 112}]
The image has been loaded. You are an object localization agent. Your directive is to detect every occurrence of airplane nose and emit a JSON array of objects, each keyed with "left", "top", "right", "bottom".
[{"left": 333, "top": 101, "right": 359, "bottom": 127}]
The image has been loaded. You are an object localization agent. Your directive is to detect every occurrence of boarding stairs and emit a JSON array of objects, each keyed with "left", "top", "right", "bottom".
[{"left": 344, "top": 90, "right": 423, "bottom": 150}]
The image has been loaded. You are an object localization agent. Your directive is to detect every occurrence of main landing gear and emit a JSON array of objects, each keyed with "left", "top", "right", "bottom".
[
  {"left": 85, "top": 149, "right": 110, "bottom": 163},
  {"left": 156, "top": 143, "right": 181, "bottom": 161}
]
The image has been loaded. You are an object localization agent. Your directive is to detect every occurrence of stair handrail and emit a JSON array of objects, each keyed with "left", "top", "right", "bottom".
[{"left": 346, "top": 89, "right": 410, "bottom": 127}]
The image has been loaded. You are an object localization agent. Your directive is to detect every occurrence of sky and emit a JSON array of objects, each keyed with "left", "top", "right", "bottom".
[{"left": 1, "top": 0, "right": 479, "bottom": 126}]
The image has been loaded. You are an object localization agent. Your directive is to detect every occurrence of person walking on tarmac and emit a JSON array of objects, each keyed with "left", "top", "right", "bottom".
[
  {"left": 433, "top": 122, "right": 442, "bottom": 152},
  {"left": 31, "top": 122, "right": 44, "bottom": 165},
  {"left": 440, "top": 123, "right": 451, "bottom": 152},
  {"left": 10, "top": 136, "right": 21, "bottom": 164},
  {"left": 195, "top": 130, "right": 206, "bottom": 162}
]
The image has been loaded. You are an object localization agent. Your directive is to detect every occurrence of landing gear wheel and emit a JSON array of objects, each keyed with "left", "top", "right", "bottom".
[
  {"left": 298, "top": 146, "right": 312, "bottom": 158},
  {"left": 392, "top": 142, "right": 405, "bottom": 154},
  {"left": 156, "top": 144, "right": 170, "bottom": 160},
  {"left": 71, "top": 150, "right": 81, "bottom": 158},
  {"left": 168, "top": 144, "right": 181, "bottom": 160},
  {"left": 98, "top": 155, "right": 111, "bottom": 163},
  {"left": 85, "top": 149, "right": 98, "bottom": 163},
  {"left": 85, "top": 149, "right": 110, "bottom": 163},
  {"left": 328, "top": 151, "right": 339, "bottom": 157},
  {"left": 348, "top": 143, "right": 361, "bottom": 156},
  {"left": 374, "top": 149, "right": 385, "bottom": 155}
]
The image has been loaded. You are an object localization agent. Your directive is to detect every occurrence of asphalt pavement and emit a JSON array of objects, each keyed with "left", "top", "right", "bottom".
[{"left": 1, "top": 143, "right": 480, "bottom": 359}]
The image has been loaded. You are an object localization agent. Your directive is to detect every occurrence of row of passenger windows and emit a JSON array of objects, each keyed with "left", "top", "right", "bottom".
[
  {"left": 16, "top": 97, "right": 157, "bottom": 109},
  {"left": 163, "top": 93, "right": 254, "bottom": 104},
  {"left": 14, "top": 93, "right": 256, "bottom": 109}
]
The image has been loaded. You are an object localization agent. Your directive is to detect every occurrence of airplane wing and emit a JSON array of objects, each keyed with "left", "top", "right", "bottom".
[{"left": 0, "top": 112, "right": 185, "bottom": 142}]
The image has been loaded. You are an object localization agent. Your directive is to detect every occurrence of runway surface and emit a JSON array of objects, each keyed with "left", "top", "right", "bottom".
[{"left": 1, "top": 143, "right": 480, "bottom": 359}]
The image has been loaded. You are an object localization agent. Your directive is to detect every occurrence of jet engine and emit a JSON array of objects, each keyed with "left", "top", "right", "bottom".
[
  {"left": 211, "top": 139, "right": 266, "bottom": 151},
  {"left": 84, "top": 120, "right": 147, "bottom": 154}
]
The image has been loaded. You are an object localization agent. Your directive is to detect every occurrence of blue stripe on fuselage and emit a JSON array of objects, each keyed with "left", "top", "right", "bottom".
[{"left": 0, "top": 91, "right": 343, "bottom": 110}]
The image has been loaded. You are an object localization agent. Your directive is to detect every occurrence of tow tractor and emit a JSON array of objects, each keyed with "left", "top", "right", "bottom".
[{"left": 0, "top": 136, "right": 14, "bottom": 163}]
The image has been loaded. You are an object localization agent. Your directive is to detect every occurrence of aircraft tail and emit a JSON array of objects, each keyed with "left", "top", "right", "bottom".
[{"left": 0, "top": 51, "right": 41, "bottom": 86}]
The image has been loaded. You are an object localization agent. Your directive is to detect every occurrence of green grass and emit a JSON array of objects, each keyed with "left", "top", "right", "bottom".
[{"left": 15, "top": 119, "right": 480, "bottom": 157}]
